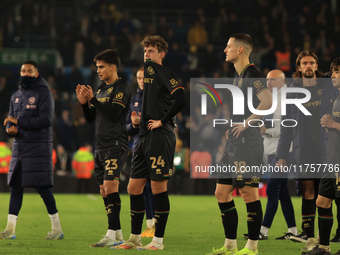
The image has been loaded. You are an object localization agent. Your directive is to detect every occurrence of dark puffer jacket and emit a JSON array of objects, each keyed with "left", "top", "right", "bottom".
[
  {"left": 7, "top": 76, "right": 54, "bottom": 188},
  {"left": 126, "top": 87, "right": 143, "bottom": 154}
]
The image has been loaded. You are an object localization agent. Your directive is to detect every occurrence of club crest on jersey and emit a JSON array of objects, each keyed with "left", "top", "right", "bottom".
[
  {"left": 317, "top": 89, "right": 322, "bottom": 96},
  {"left": 254, "top": 80, "right": 262, "bottom": 89},
  {"left": 15, "top": 98, "right": 19, "bottom": 103},
  {"left": 170, "top": 78, "right": 179, "bottom": 88},
  {"left": 116, "top": 92, "right": 123, "bottom": 100},
  {"left": 134, "top": 102, "right": 139, "bottom": 107},
  {"left": 251, "top": 176, "right": 260, "bottom": 184},
  {"left": 147, "top": 66, "right": 155, "bottom": 75},
  {"left": 107, "top": 87, "right": 113, "bottom": 94},
  {"left": 28, "top": 97, "right": 35, "bottom": 104}
]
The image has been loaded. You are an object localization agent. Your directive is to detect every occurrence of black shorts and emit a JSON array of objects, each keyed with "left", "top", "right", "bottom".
[
  {"left": 319, "top": 178, "right": 336, "bottom": 200},
  {"left": 216, "top": 128, "right": 263, "bottom": 187},
  {"left": 318, "top": 170, "right": 340, "bottom": 199},
  {"left": 216, "top": 146, "right": 263, "bottom": 188},
  {"left": 131, "top": 128, "right": 176, "bottom": 180},
  {"left": 217, "top": 177, "right": 260, "bottom": 188},
  {"left": 94, "top": 147, "right": 128, "bottom": 186}
]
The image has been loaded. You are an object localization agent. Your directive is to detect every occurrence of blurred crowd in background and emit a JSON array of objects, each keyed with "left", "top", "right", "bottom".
[{"left": 0, "top": 0, "right": 340, "bottom": 193}]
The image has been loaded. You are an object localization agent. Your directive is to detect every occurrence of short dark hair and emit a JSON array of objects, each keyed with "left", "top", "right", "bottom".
[
  {"left": 330, "top": 57, "right": 340, "bottom": 72},
  {"left": 22, "top": 60, "right": 38, "bottom": 71},
  {"left": 230, "top": 33, "right": 253, "bottom": 49},
  {"left": 93, "top": 49, "right": 120, "bottom": 68},
  {"left": 141, "top": 35, "right": 169, "bottom": 55}
]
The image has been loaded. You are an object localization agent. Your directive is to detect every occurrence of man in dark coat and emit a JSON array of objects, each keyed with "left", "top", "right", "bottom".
[
  {"left": 0, "top": 60, "right": 63, "bottom": 240},
  {"left": 126, "top": 68, "right": 144, "bottom": 153}
]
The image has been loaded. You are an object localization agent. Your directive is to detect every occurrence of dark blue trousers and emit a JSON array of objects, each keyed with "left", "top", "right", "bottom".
[
  {"left": 262, "top": 154, "right": 296, "bottom": 229},
  {"left": 143, "top": 181, "right": 155, "bottom": 220},
  {"left": 8, "top": 163, "right": 58, "bottom": 216}
]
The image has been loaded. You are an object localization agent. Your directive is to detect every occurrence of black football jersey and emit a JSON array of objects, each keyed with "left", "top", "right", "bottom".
[
  {"left": 140, "top": 60, "right": 184, "bottom": 136},
  {"left": 302, "top": 83, "right": 322, "bottom": 164},
  {"left": 326, "top": 95, "right": 340, "bottom": 165},
  {"left": 231, "top": 64, "right": 267, "bottom": 123},
  {"left": 91, "top": 78, "right": 131, "bottom": 150}
]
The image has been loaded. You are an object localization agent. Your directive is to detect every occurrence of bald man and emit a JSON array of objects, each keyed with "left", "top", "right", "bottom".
[{"left": 244, "top": 70, "right": 298, "bottom": 241}]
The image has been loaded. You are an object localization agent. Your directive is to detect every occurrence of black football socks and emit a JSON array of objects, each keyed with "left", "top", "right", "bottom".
[
  {"left": 218, "top": 200, "right": 238, "bottom": 239},
  {"left": 154, "top": 191, "right": 170, "bottom": 238}
]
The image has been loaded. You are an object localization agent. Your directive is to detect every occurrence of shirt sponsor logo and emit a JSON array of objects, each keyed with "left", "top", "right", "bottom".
[
  {"left": 144, "top": 78, "right": 154, "bottom": 84},
  {"left": 333, "top": 111, "right": 340, "bottom": 118},
  {"left": 97, "top": 97, "right": 110, "bottom": 102},
  {"left": 134, "top": 102, "right": 139, "bottom": 107},
  {"left": 26, "top": 105, "right": 36, "bottom": 109},
  {"left": 107, "top": 87, "right": 113, "bottom": 94},
  {"left": 15, "top": 98, "right": 19, "bottom": 103},
  {"left": 238, "top": 78, "right": 243, "bottom": 87},
  {"left": 303, "top": 100, "right": 321, "bottom": 108}
]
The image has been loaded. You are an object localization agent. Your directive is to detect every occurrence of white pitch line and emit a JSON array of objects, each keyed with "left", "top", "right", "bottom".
[{"left": 86, "top": 194, "right": 98, "bottom": 200}]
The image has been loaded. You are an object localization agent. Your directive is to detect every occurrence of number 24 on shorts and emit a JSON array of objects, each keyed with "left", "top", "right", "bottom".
[{"left": 150, "top": 156, "right": 165, "bottom": 168}]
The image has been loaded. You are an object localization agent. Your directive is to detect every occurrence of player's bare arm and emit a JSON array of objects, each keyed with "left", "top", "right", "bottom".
[
  {"left": 321, "top": 114, "right": 340, "bottom": 131},
  {"left": 232, "top": 88, "right": 272, "bottom": 138}
]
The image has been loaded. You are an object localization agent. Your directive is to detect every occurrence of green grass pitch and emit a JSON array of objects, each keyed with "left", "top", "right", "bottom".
[{"left": 1, "top": 193, "right": 340, "bottom": 254}]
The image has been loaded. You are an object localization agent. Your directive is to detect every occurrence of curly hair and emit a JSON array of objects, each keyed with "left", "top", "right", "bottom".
[{"left": 140, "top": 35, "right": 169, "bottom": 55}]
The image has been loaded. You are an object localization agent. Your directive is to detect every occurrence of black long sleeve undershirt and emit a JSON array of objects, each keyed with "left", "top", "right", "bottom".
[
  {"left": 81, "top": 102, "right": 96, "bottom": 123},
  {"left": 160, "top": 89, "right": 186, "bottom": 125}
]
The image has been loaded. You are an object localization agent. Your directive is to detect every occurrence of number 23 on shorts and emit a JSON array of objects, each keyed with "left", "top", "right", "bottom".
[{"left": 105, "top": 159, "right": 118, "bottom": 175}]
